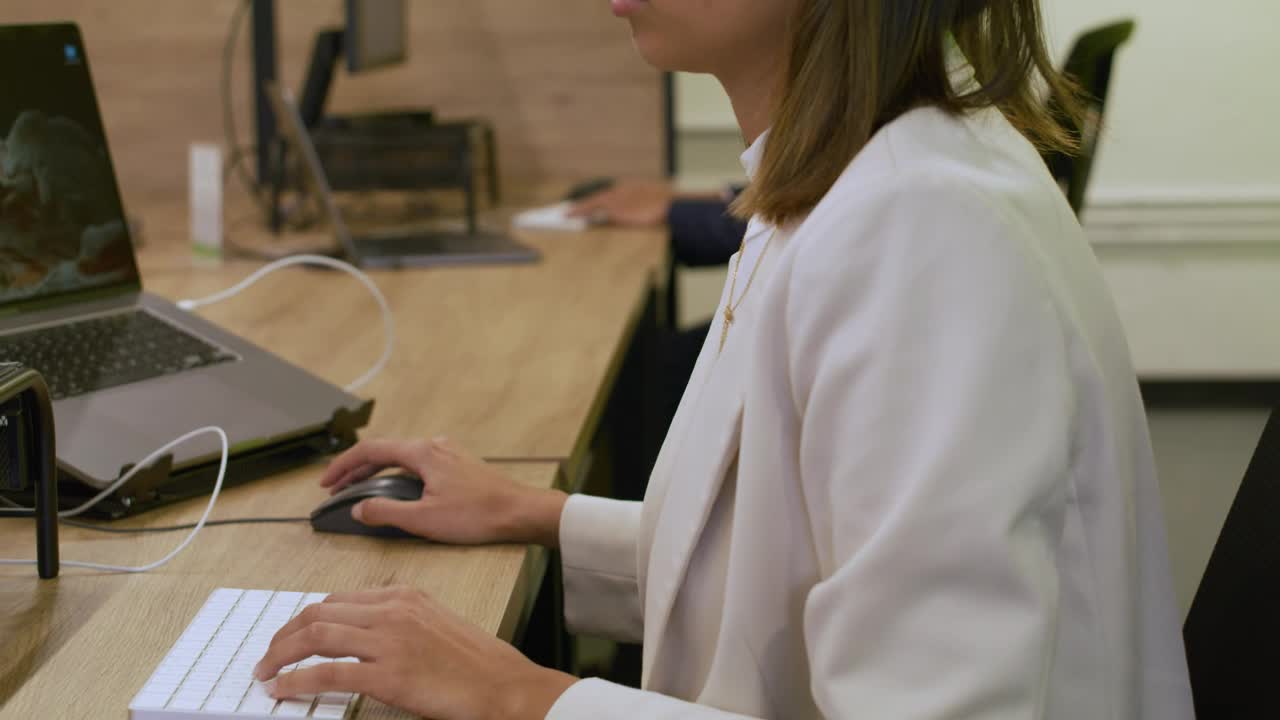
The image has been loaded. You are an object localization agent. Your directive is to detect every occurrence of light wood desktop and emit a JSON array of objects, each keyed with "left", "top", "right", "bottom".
[
  {"left": 0, "top": 200, "right": 669, "bottom": 719},
  {"left": 136, "top": 201, "right": 668, "bottom": 463}
]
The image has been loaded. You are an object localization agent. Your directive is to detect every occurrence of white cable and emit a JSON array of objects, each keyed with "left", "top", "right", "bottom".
[
  {"left": 176, "top": 254, "right": 394, "bottom": 393},
  {"left": 56, "top": 426, "right": 225, "bottom": 519},
  {"left": 0, "top": 258, "right": 385, "bottom": 570},
  {"left": 0, "top": 426, "right": 229, "bottom": 574}
]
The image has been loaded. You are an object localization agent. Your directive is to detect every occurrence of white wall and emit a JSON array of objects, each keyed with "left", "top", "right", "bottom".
[
  {"left": 675, "top": 73, "right": 736, "bottom": 133},
  {"left": 1044, "top": 0, "right": 1280, "bottom": 205},
  {"left": 674, "top": 0, "right": 1280, "bottom": 206}
]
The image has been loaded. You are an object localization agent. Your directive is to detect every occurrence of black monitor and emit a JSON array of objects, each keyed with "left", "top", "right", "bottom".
[
  {"left": 251, "top": 0, "right": 408, "bottom": 199},
  {"left": 347, "top": 0, "right": 407, "bottom": 73}
]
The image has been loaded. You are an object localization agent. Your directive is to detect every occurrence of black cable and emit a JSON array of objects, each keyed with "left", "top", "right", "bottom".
[
  {"left": 223, "top": 145, "right": 257, "bottom": 189},
  {"left": 0, "top": 500, "right": 307, "bottom": 531},
  {"left": 223, "top": 0, "right": 271, "bottom": 216},
  {"left": 63, "top": 517, "right": 309, "bottom": 534},
  {"left": 221, "top": 1, "right": 326, "bottom": 239}
]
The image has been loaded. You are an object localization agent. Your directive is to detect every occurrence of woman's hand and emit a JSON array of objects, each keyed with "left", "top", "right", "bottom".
[
  {"left": 319, "top": 437, "right": 567, "bottom": 547},
  {"left": 254, "top": 587, "right": 577, "bottom": 720},
  {"left": 567, "top": 179, "right": 674, "bottom": 227}
]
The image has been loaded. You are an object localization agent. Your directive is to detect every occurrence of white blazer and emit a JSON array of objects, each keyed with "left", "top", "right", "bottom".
[{"left": 547, "top": 106, "right": 1195, "bottom": 719}]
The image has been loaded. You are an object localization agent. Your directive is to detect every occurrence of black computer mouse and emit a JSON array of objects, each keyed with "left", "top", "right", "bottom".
[
  {"left": 310, "top": 473, "right": 424, "bottom": 539},
  {"left": 564, "top": 176, "right": 616, "bottom": 202}
]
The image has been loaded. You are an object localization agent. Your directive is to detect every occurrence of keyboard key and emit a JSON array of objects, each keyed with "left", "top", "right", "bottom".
[
  {"left": 210, "top": 588, "right": 245, "bottom": 604},
  {"left": 235, "top": 683, "right": 278, "bottom": 713},
  {"left": 129, "top": 693, "right": 171, "bottom": 710},
  {"left": 142, "top": 682, "right": 179, "bottom": 697},
  {"left": 168, "top": 692, "right": 208, "bottom": 710},
  {"left": 184, "top": 679, "right": 217, "bottom": 694},
  {"left": 275, "top": 699, "right": 315, "bottom": 716},
  {"left": 242, "top": 588, "right": 274, "bottom": 601},
  {"left": 312, "top": 704, "right": 349, "bottom": 719},
  {"left": 238, "top": 692, "right": 278, "bottom": 714},
  {"left": 203, "top": 695, "right": 242, "bottom": 712}
]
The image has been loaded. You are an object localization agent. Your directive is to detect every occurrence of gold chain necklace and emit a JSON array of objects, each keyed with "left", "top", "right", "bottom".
[{"left": 719, "top": 228, "right": 777, "bottom": 354}]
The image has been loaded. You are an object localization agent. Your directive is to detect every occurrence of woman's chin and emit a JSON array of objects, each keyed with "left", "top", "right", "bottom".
[{"left": 629, "top": 31, "right": 705, "bottom": 73}]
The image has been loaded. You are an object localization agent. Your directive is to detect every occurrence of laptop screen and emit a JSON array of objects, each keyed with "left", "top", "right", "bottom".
[{"left": 0, "top": 23, "right": 140, "bottom": 309}]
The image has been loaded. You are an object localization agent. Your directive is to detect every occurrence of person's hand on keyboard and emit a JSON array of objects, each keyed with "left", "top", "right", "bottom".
[
  {"left": 319, "top": 436, "right": 569, "bottom": 548},
  {"left": 253, "top": 586, "right": 577, "bottom": 720}
]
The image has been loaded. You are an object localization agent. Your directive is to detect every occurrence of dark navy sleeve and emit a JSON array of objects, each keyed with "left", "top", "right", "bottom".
[{"left": 666, "top": 198, "right": 749, "bottom": 267}]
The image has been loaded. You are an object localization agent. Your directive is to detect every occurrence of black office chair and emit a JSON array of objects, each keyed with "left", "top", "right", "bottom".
[
  {"left": 1043, "top": 20, "right": 1137, "bottom": 215},
  {"left": 1182, "top": 409, "right": 1280, "bottom": 717}
]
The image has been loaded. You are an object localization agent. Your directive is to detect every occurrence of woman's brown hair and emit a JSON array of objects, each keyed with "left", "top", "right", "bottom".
[{"left": 733, "top": 0, "right": 1083, "bottom": 224}]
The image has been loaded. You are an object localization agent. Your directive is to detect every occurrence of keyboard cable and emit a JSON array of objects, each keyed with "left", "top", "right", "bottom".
[
  {"left": 0, "top": 426, "right": 231, "bottom": 573},
  {"left": 176, "top": 254, "right": 395, "bottom": 394}
]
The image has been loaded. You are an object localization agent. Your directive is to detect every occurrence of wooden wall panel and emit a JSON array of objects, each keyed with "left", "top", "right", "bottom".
[{"left": 2, "top": 1, "right": 665, "bottom": 205}]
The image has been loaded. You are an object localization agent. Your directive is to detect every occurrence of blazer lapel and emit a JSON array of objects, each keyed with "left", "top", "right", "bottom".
[
  {"left": 637, "top": 226, "right": 787, "bottom": 687},
  {"left": 640, "top": 350, "right": 746, "bottom": 685}
]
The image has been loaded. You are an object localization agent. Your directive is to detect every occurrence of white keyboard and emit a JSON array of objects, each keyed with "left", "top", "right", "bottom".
[{"left": 130, "top": 588, "right": 359, "bottom": 719}]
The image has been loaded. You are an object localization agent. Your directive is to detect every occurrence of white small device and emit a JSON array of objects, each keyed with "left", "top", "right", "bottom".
[
  {"left": 189, "top": 142, "right": 224, "bottom": 262},
  {"left": 511, "top": 202, "right": 590, "bottom": 232}
]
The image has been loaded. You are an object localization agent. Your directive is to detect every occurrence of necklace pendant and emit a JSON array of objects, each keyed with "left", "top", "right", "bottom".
[
  {"left": 717, "top": 226, "right": 776, "bottom": 356},
  {"left": 719, "top": 308, "right": 734, "bottom": 353}
]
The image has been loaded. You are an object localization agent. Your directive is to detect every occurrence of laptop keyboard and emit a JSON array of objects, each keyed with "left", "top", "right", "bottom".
[{"left": 0, "top": 310, "right": 237, "bottom": 400}]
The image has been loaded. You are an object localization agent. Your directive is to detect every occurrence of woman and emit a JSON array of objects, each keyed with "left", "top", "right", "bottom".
[{"left": 255, "top": 0, "right": 1196, "bottom": 717}]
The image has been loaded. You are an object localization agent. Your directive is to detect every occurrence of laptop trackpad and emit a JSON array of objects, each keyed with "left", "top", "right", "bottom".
[{"left": 71, "top": 376, "right": 296, "bottom": 474}]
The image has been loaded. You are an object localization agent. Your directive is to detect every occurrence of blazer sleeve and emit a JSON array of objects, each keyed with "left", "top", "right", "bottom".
[
  {"left": 781, "top": 175, "right": 1078, "bottom": 718},
  {"left": 558, "top": 494, "right": 645, "bottom": 643},
  {"left": 548, "top": 679, "right": 761, "bottom": 719}
]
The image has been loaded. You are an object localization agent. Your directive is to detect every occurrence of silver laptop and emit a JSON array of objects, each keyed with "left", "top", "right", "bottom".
[
  {"left": 265, "top": 81, "right": 540, "bottom": 268},
  {"left": 0, "top": 23, "right": 368, "bottom": 492}
]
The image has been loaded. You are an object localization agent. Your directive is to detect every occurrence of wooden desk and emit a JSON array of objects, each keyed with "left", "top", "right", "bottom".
[{"left": 0, "top": 199, "right": 668, "bottom": 718}]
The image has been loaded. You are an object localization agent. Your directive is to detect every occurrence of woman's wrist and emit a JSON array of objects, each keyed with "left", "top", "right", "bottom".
[
  {"left": 504, "top": 486, "right": 568, "bottom": 548},
  {"left": 491, "top": 665, "right": 578, "bottom": 720}
]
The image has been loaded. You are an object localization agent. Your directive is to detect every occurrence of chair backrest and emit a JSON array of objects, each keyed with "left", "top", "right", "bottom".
[
  {"left": 1182, "top": 409, "right": 1280, "bottom": 717},
  {"left": 1043, "top": 20, "right": 1137, "bottom": 215}
]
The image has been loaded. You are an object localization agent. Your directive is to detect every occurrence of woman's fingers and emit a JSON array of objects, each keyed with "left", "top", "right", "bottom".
[
  {"left": 319, "top": 440, "right": 423, "bottom": 489},
  {"left": 323, "top": 462, "right": 381, "bottom": 493},
  {"left": 269, "top": 602, "right": 382, "bottom": 648},
  {"left": 322, "top": 586, "right": 427, "bottom": 607},
  {"left": 254, "top": 623, "right": 383, "bottom": 681},
  {"left": 352, "top": 497, "right": 434, "bottom": 535},
  {"left": 267, "top": 660, "right": 384, "bottom": 701},
  {"left": 566, "top": 190, "right": 617, "bottom": 218}
]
